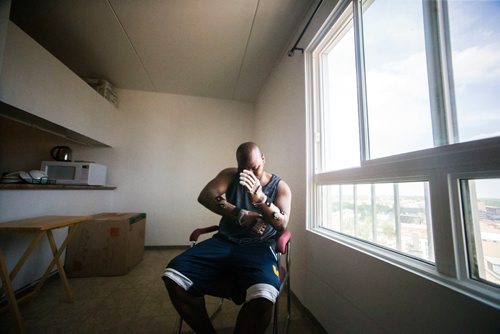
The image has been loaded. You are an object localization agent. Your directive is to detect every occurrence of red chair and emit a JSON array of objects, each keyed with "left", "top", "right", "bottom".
[{"left": 176, "top": 225, "right": 291, "bottom": 334}]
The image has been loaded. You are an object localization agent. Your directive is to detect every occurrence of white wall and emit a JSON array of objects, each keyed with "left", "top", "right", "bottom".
[
  {"left": 76, "top": 89, "right": 255, "bottom": 245},
  {"left": 0, "top": 89, "right": 253, "bottom": 289},
  {"left": 254, "top": 53, "right": 308, "bottom": 297},
  {"left": 254, "top": 1, "right": 500, "bottom": 333},
  {"left": 0, "top": 22, "right": 119, "bottom": 146}
]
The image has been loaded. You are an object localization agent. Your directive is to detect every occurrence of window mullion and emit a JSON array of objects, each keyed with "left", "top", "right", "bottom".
[
  {"left": 319, "top": 54, "right": 328, "bottom": 172},
  {"left": 354, "top": 185, "right": 358, "bottom": 237},
  {"left": 394, "top": 184, "right": 401, "bottom": 251},
  {"left": 422, "top": 0, "right": 458, "bottom": 146},
  {"left": 438, "top": 0, "right": 459, "bottom": 144},
  {"left": 371, "top": 184, "right": 376, "bottom": 243},
  {"left": 339, "top": 185, "right": 343, "bottom": 232},
  {"left": 352, "top": 0, "right": 370, "bottom": 163},
  {"left": 424, "top": 182, "right": 434, "bottom": 261}
]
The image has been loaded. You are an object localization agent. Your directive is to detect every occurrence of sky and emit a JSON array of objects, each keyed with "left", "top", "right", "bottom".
[
  {"left": 448, "top": 0, "right": 500, "bottom": 142},
  {"left": 360, "top": 0, "right": 500, "bottom": 157},
  {"left": 322, "top": 0, "right": 500, "bottom": 199}
]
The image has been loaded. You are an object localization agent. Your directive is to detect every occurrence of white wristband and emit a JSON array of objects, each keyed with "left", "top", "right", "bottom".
[{"left": 253, "top": 194, "right": 268, "bottom": 207}]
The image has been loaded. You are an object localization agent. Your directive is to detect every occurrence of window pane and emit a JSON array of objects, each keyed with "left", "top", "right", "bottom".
[
  {"left": 462, "top": 178, "right": 500, "bottom": 286},
  {"left": 318, "top": 181, "right": 434, "bottom": 262},
  {"left": 448, "top": 1, "right": 500, "bottom": 143},
  {"left": 320, "top": 11, "right": 360, "bottom": 172},
  {"left": 363, "top": 0, "right": 433, "bottom": 159},
  {"left": 356, "top": 184, "right": 374, "bottom": 241},
  {"left": 374, "top": 183, "right": 396, "bottom": 248},
  {"left": 398, "top": 182, "right": 434, "bottom": 261},
  {"left": 319, "top": 184, "right": 341, "bottom": 231},
  {"left": 341, "top": 184, "right": 355, "bottom": 236}
]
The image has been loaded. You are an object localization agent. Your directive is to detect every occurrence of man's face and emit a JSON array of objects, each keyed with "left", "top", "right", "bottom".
[{"left": 238, "top": 150, "right": 265, "bottom": 180}]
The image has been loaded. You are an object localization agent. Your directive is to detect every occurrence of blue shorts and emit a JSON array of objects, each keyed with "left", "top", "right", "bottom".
[{"left": 163, "top": 236, "right": 280, "bottom": 305}]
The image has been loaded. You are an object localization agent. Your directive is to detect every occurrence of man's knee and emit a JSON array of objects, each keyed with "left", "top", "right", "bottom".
[
  {"left": 162, "top": 276, "right": 176, "bottom": 291},
  {"left": 245, "top": 297, "right": 273, "bottom": 312},
  {"left": 245, "top": 283, "right": 279, "bottom": 304},
  {"left": 162, "top": 267, "right": 194, "bottom": 291}
]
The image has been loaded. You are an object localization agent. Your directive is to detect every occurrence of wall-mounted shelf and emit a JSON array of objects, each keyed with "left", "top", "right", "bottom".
[{"left": 0, "top": 184, "right": 116, "bottom": 190}]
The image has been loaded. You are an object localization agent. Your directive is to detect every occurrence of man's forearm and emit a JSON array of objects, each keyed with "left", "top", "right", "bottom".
[
  {"left": 255, "top": 198, "right": 287, "bottom": 232},
  {"left": 203, "top": 192, "right": 288, "bottom": 232},
  {"left": 198, "top": 191, "right": 267, "bottom": 234},
  {"left": 198, "top": 191, "right": 241, "bottom": 221}
]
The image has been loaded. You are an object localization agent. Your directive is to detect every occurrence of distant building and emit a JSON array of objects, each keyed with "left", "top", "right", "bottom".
[
  {"left": 486, "top": 206, "right": 500, "bottom": 220},
  {"left": 400, "top": 214, "right": 423, "bottom": 225}
]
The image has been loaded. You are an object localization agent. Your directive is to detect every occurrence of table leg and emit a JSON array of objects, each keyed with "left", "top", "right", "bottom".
[
  {"left": 0, "top": 250, "right": 23, "bottom": 332},
  {"left": 17, "top": 225, "right": 79, "bottom": 305},
  {"left": 0, "top": 233, "right": 44, "bottom": 299},
  {"left": 45, "top": 230, "right": 74, "bottom": 303}
]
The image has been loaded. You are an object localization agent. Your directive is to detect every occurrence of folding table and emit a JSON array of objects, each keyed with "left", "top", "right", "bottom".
[{"left": 0, "top": 215, "right": 91, "bottom": 331}]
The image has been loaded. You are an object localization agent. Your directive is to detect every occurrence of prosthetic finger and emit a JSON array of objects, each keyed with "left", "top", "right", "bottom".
[
  {"left": 252, "top": 220, "right": 267, "bottom": 235},
  {"left": 239, "top": 174, "right": 255, "bottom": 191},
  {"left": 242, "top": 170, "right": 259, "bottom": 185},
  {"left": 242, "top": 169, "right": 257, "bottom": 180},
  {"left": 240, "top": 170, "right": 261, "bottom": 193}
]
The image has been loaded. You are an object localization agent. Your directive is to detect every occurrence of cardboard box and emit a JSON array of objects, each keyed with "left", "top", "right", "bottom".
[{"left": 65, "top": 212, "right": 146, "bottom": 277}]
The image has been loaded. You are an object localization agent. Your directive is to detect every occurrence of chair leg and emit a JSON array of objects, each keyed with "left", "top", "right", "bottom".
[
  {"left": 284, "top": 276, "right": 291, "bottom": 334},
  {"left": 273, "top": 294, "right": 279, "bottom": 334},
  {"left": 209, "top": 298, "right": 224, "bottom": 322},
  {"left": 175, "top": 316, "right": 183, "bottom": 334}
]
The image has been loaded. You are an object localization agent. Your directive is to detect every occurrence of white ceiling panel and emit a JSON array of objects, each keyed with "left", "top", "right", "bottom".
[
  {"left": 11, "top": 0, "right": 154, "bottom": 90},
  {"left": 110, "top": 0, "right": 258, "bottom": 100},
  {"left": 232, "top": 0, "right": 313, "bottom": 101},
  {"left": 10, "top": 0, "right": 315, "bottom": 102}
]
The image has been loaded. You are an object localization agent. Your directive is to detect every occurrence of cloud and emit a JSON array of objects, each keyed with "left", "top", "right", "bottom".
[{"left": 452, "top": 43, "right": 500, "bottom": 84}]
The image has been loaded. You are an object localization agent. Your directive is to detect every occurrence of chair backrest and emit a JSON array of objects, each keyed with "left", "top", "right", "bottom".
[
  {"left": 276, "top": 229, "right": 291, "bottom": 254},
  {"left": 189, "top": 225, "right": 219, "bottom": 242}
]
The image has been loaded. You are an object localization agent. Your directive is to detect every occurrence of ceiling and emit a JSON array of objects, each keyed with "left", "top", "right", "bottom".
[{"left": 10, "top": 0, "right": 315, "bottom": 103}]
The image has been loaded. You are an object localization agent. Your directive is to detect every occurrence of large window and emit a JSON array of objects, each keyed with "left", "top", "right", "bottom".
[
  {"left": 306, "top": 0, "right": 500, "bottom": 307},
  {"left": 363, "top": 0, "right": 433, "bottom": 159},
  {"left": 462, "top": 178, "right": 500, "bottom": 287},
  {"left": 318, "top": 181, "right": 433, "bottom": 262}
]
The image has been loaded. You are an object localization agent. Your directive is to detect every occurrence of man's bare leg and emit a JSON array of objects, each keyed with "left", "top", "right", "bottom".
[
  {"left": 163, "top": 277, "right": 216, "bottom": 334},
  {"left": 234, "top": 298, "right": 273, "bottom": 334}
]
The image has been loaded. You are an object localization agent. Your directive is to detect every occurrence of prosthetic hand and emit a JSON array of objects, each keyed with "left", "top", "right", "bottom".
[
  {"left": 239, "top": 169, "right": 267, "bottom": 205},
  {"left": 238, "top": 209, "right": 267, "bottom": 235}
]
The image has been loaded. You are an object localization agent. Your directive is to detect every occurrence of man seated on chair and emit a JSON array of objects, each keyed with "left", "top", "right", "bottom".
[{"left": 163, "top": 142, "right": 292, "bottom": 334}]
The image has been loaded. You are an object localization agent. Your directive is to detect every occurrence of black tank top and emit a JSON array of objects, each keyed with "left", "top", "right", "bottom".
[{"left": 217, "top": 173, "right": 281, "bottom": 244}]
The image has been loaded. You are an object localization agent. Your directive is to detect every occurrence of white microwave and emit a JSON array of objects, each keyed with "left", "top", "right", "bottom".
[{"left": 41, "top": 161, "right": 107, "bottom": 185}]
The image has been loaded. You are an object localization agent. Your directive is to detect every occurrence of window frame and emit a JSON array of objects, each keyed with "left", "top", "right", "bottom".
[{"left": 305, "top": 0, "right": 500, "bottom": 309}]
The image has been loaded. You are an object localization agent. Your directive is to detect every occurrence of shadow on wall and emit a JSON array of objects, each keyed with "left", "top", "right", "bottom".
[{"left": 0, "top": 116, "right": 105, "bottom": 175}]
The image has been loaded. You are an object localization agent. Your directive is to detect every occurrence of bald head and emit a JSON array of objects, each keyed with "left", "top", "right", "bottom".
[
  {"left": 236, "top": 142, "right": 262, "bottom": 166},
  {"left": 236, "top": 142, "right": 264, "bottom": 170}
]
